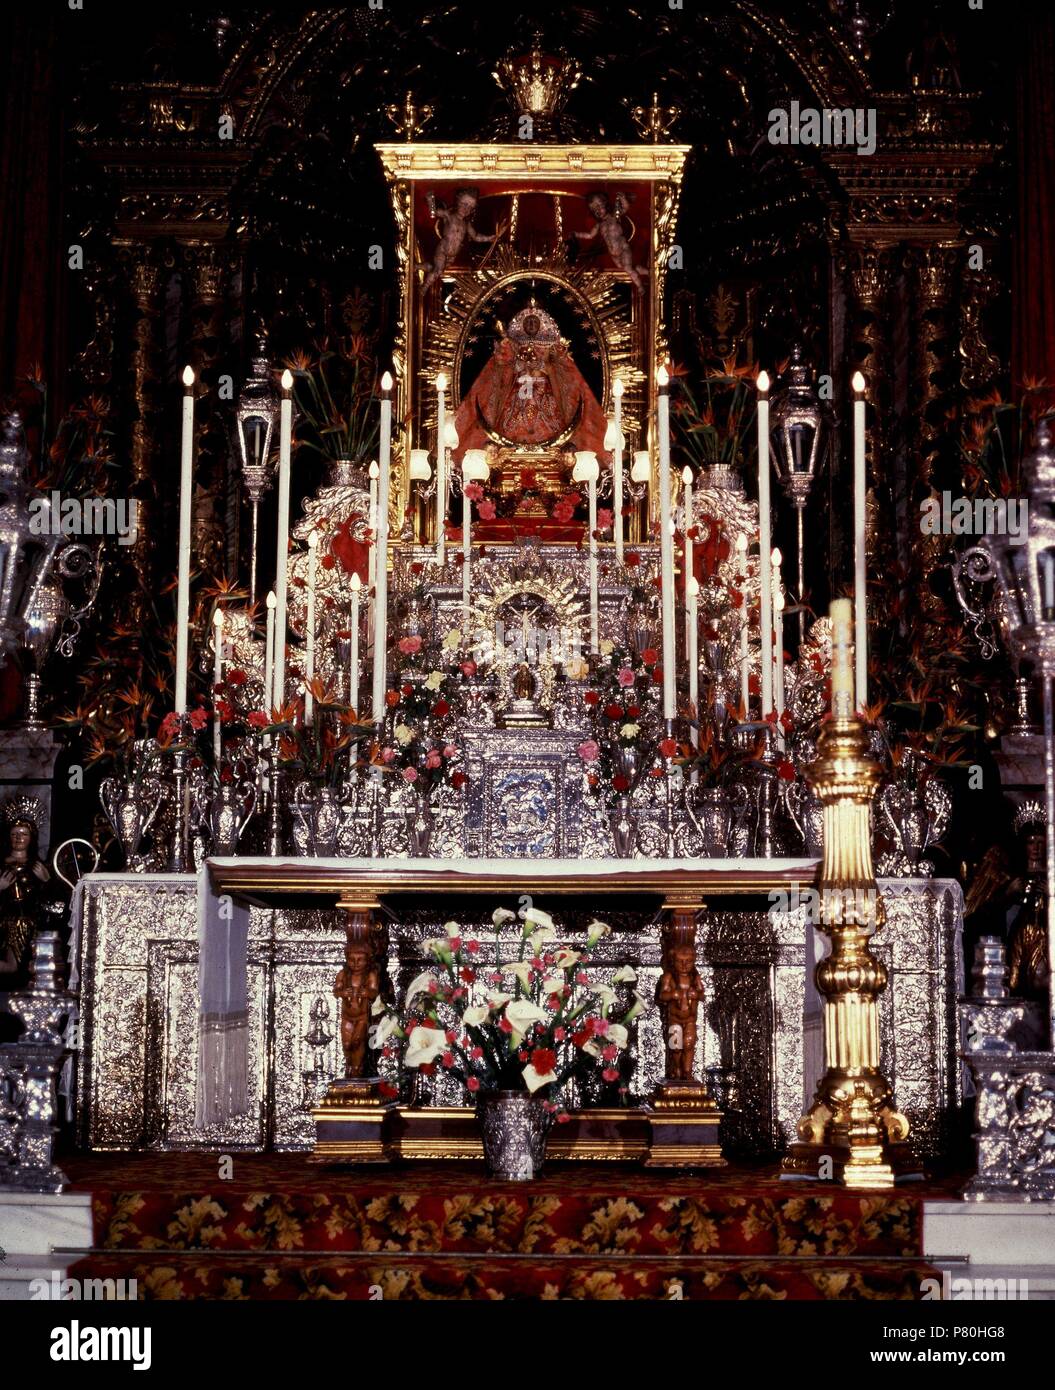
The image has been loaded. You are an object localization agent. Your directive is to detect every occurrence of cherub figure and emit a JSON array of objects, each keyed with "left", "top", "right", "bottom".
[
  {"left": 422, "top": 188, "right": 495, "bottom": 292},
  {"left": 334, "top": 939, "right": 381, "bottom": 1077},
  {"left": 655, "top": 940, "right": 704, "bottom": 1082},
  {"left": 575, "top": 191, "right": 647, "bottom": 292}
]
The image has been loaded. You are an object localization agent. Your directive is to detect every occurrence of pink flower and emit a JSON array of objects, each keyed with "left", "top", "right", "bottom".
[
  {"left": 402, "top": 766, "right": 419, "bottom": 782},
  {"left": 470, "top": 1046, "right": 483, "bottom": 1060},
  {"left": 443, "top": 744, "right": 458, "bottom": 759},
  {"left": 616, "top": 666, "right": 635, "bottom": 688},
  {"left": 460, "top": 661, "right": 476, "bottom": 678},
  {"left": 380, "top": 746, "right": 398, "bottom": 763},
  {"left": 597, "top": 507, "right": 614, "bottom": 530},
  {"left": 554, "top": 1026, "right": 566, "bottom": 1041},
  {"left": 464, "top": 482, "right": 484, "bottom": 503},
  {"left": 602, "top": 1067, "right": 619, "bottom": 1082},
  {"left": 425, "top": 750, "right": 442, "bottom": 769},
  {"left": 593, "top": 1018, "right": 609, "bottom": 1036},
  {"left": 398, "top": 635, "right": 423, "bottom": 655},
  {"left": 602, "top": 1044, "right": 618, "bottom": 1061},
  {"left": 477, "top": 499, "right": 496, "bottom": 521},
  {"left": 577, "top": 739, "right": 600, "bottom": 763},
  {"left": 467, "top": 1076, "right": 480, "bottom": 1092}
]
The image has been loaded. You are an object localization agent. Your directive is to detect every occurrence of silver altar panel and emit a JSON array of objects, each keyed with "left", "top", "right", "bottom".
[{"left": 74, "top": 873, "right": 963, "bottom": 1159}]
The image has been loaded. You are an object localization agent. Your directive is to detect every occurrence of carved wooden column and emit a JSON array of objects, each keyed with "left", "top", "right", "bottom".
[
  {"left": 312, "top": 895, "right": 394, "bottom": 1163},
  {"left": 180, "top": 239, "right": 231, "bottom": 581},
  {"left": 644, "top": 894, "right": 725, "bottom": 1168}
]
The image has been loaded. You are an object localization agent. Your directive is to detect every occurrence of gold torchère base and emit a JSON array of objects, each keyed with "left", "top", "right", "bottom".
[
  {"left": 311, "top": 1077, "right": 396, "bottom": 1164},
  {"left": 644, "top": 1080, "right": 727, "bottom": 1169}
]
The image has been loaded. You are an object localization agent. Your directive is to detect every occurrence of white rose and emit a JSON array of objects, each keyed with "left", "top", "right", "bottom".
[
  {"left": 404, "top": 1025, "right": 447, "bottom": 1068},
  {"left": 394, "top": 723, "right": 414, "bottom": 746},
  {"left": 599, "top": 638, "right": 614, "bottom": 656},
  {"left": 443, "top": 628, "right": 462, "bottom": 650},
  {"left": 523, "top": 1062, "right": 558, "bottom": 1094},
  {"left": 425, "top": 670, "right": 444, "bottom": 691},
  {"left": 620, "top": 723, "right": 640, "bottom": 738}
]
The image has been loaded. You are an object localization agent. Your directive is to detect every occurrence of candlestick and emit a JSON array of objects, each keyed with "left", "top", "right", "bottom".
[
  {"left": 436, "top": 372, "right": 448, "bottom": 559},
  {"left": 371, "top": 372, "right": 393, "bottom": 723},
  {"left": 611, "top": 377, "right": 625, "bottom": 562},
  {"left": 461, "top": 449, "right": 489, "bottom": 633},
  {"left": 349, "top": 572, "right": 361, "bottom": 712},
  {"left": 657, "top": 365, "right": 675, "bottom": 720},
  {"left": 212, "top": 608, "right": 223, "bottom": 765},
  {"left": 272, "top": 369, "right": 294, "bottom": 713},
  {"left": 305, "top": 530, "right": 318, "bottom": 724},
  {"left": 630, "top": 450, "right": 651, "bottom": 484},
  {"left": 264, "top": 590, "right": 276, "bottom": 716},
  {"left": 575, "top": 451, "right": 601, "bottom": 652},
  {"left": 757, "top": 370, "right": 773, "bottom": 719},
  {"left": 682, "top": 465, "right": 694, "bottom": 667},
  {"left": 774, "top": 584, "right": 785, "bottom": 752},
  {"left": 367, "top": 460, "right": 379, "bottom": 586},
  {"left": 736, "top": 532, "right": 749, "bottom": 715},
  {"left": 175, "top": 366, "right": 195, "bottom": 716},
  {"left": 687, "top": 576, "right": 699, "bottom": 763},
  {"left": 440, "top": 418, "right": 458, "bottom": 567},
  {"left": 852, "top": 372, "right": 868, "bottom": 710},
  {"left": 830, "top": 597, "right": 854, "bottom": 719}
]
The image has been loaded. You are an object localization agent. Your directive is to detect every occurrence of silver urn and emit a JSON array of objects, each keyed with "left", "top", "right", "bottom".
[{"left": 476, "top": 1090, "right": 552, "bottom": 1181}]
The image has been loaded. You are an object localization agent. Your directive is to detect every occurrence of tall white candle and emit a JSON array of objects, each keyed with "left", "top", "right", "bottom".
[
  {"left": 367, "top": 460, "right": 379, "bottom": 587},
  {"left": 682, "top": 465, "right": 694, "bottom": 667},
  {"left": 264, "top": 590, "right": 276, "bottom": 718},
  {"left": 736, "top": 532, "right": 749, "bottom": 715},
  {"left": 436, "top": 372, "right": 448, "bottom": 560},
  {"left": 440, "top": 419, "right": 459, "bottom": 567},
  {"left": 371, "top": 372, "right": 393, "bottom": 723},
  {"left": 1043, "top": 552, "right": 1055, "bottom": 617},
  {"left": 687, "top": 576, "right": 699, "bottom": 754},
  {"left": 657, "top": 365, "right": 676, "bottom": 721},
  {"left": 349, "top": 572, "right": 361, "bottom": 712},
  {"left": 830, "top": 598, "right": 854, "bottom": 720},
  {"left": 305, "top": 530, "right": 318, "bottom": 724},
  {"left": 272, "top": 369, "right": 294, "bottom": 713},
  {"left": 612, "top": 378, "right": 625, "bottom": 562},
  {"left": 773, "top": 579, "right": 785, "bottom": 753},
  {"left": 174, "top": 366, "right": 195, "bottom": 716},
  {"left": 575, "top": 451, "right": 601, "bottom": 653},
  {"left": 757, "top": 370, "right": 773, "bottom": 719},
  {"left": 212, "top": 608, "right": 223, "bottom": 764},
  {"left": 460, "top": 450, "right": 488, "bottom": 632},
  {"left": 852, "top": 372, "right": 868, "bottom": 710}
]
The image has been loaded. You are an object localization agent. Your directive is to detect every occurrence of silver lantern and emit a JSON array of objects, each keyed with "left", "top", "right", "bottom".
[
  {"left": 234, "top": 332, "right": 281, "bottom": 608},
  {"left": 983, "top": 415, "right": 1055, "bottom": 1044},
  {"left": 769, "top": 347, "right": 830, "bottom": 641}
]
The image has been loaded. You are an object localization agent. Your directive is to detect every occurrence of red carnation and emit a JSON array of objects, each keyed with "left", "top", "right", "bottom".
[
  {"left": 227, "top": 669, "right": 248, "bottom": 687},
  {"left": 452, "top": 771, "right": 467, "bottom": 789},
  {"left": 605, "top": 702, "right": 624, "bottom": 720},
  {"left": 612, "top": 774, "right": 630, "bottom": 792},
  {"left": 641, "top": 648, "right": 659, "bottom": 665},
  {"left": 531, "top": 1047, "right": 557, "bottom": 1076},
  {"left": 659, "top": 737, "right": 677, "bottom": 759},
  {"left": 777, "top": 760, "right": 797, "bottom": 781},
  {"left": 385, "top": 690, "right": 400, "bottom": 708},
  {"left": 248, "top": 710, "right": 268, "bottom": 729},
  {"left": 625, "top": 551, "right": 641, "bottom": 567},
  {"left": 584, "top": 690, "right": 599, "bottom": 706},
  {"left": 432, "top": 699, "right": 450, "bottom": 717}
]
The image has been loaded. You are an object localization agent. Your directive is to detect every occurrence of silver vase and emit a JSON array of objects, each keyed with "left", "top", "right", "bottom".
[
  {"left": 205, "top": 775, "right": 257, "bottom": 856},
  {"left": 477, "top": 1090, "right": 551, "bottom": 1181},
  {"left": 405, "top": 795, "right": 434, "bottom": 856},
  {"left": 689, "top": 786, "right": 731, "bottom": 857},
  {"left": 100, "top": 772, "right": 163, "bottom": 871}
]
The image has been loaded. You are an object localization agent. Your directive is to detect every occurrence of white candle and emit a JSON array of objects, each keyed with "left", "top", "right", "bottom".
[
  {"left": 575, "top": 451, "right": 601, "bottom": 652},
  {"left": 305, "top": 530, "right": 318, "bottom": 724},
  {"left": 440, "top": 419, "right": 459, "bottom": 567},
  {"left": 436, "top": 372, "right": 448, "bottom": 560},
  {"left": 657, "top": 365, "right": 675, "bottom": 721},
  {"left": 736, "top": 532, "right": 749, "bottom": 714},
  {"left": 460, "top": 450, "right": 488, "bottom": 632},
  {"left": 773, "top": 578, "right": 785, "bottom": 752},
  {"left": 830, "top": 598, "right": 854, "bottom": 719},
  {"left": 852, "top": 372, "right": 868, "bottom": 710},
  {"left": 174, "top": 366, "right": 195, "bottom": 716},
  {"left": 757, "top": 371, "right": 773, "bottom": 719},
  {"left": 611, "top": 378, "right": 625, "bottom": 562},
  {"left": 212, "top": 608, "right": 223, "bottom": 764},
  {"left": 687, "top": 576, "right": 699, "bottom": 759},
  {"left": 272, "top": 369, "right": 294, "bottom": 713},
  {"left": 367, "top": 460, "right": 379, "bottom": 587},
  {"left": 264, "top": 590, "right": 276, "bottom": 718},
  {"left": 682, "top": 465, "right": 694, "bottom": 668},
  {"left": 349, "top": 572, "right": 361, "bottom": 712},
  {"left": 1044, "top": 551, "right": 1055, "bottom": 617},
  {"left": 371, "top": 372, "right": 393, "bottom": 723}
]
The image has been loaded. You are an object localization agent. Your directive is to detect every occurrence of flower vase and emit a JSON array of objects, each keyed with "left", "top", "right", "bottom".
[
  {"left": 205, "top": 776, "right": 257, "bottom": 857},
  {"left": 689, "top": 786, "right": 731, "bottom": 858},
  {"left": 100, "top": 772, "right": 163, "bottom": 871},
  {"left": 405, "top": 794, "right": 434, "bottom": 856},
  {"left": 477, "top": 1091, "right": 551, "bottom": 1181}
]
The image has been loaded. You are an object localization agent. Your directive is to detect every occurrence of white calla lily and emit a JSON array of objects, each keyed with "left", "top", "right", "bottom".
[
  {"left": 553, "top": 949, "right": 582, "bottom": 969},
  {"left": 541, "top": 976, "right": 566, "bottom": 996},
  {"left": 444, "top": 920, "right": 463, "bottom": 938},
  {"left": 405, "top": 970, "right": 438, "bottom": 1005},
  {"left": 520, "top": 906, "right": 554, "bottom": 930},
  {"left": 606, "top": 1023, "right": 629, "bottom": 1049},
  {"left": 505, "top": 999, "right": 548, "bottom": 1033},
  {"left": 404, "top": 1025, "right": 448, "bottom": 1068},
  {"left": 485, "top": 990, "right": 512, "bottom": 1009},
  {"left": 523, "top": 1062, "right": 558, "bottom": 1094},
  {"left": 612, "top": 965, "right": 638, "bottom": 984},
  {"left": 492, "top": 907, "right": 516, "bottom": 927},
  {"left": 500, "top": 960, "right": 535, "bottom": 988},
  {"left": 460, "top": 1005, "right": 491, "bottom": 1028},
  {"left": 369, "top": 1013, "right": 400, "bottom": 1048},
  {"left": 585, "top": 919, "right": 611, "bottom": 943}
]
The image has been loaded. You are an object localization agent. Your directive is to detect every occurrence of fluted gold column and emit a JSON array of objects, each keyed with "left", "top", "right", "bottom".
[{"left": 783, "top": 610, "right": 911, "bottom": 1188}]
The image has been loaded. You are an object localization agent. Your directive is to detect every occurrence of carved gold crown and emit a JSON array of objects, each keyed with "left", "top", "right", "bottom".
[{"left": 493, "top": 37, "right": 581, "bottom": 123}]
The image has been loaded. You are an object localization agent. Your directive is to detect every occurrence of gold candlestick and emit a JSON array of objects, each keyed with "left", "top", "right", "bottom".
[{"left": 782, "top": 605, "right": 910, "bottom": 1188}]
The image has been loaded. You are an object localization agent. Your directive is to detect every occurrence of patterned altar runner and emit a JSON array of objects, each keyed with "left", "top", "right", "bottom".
[{"left": 65, "top": 1155, "right": 952, "bottom": 1301}]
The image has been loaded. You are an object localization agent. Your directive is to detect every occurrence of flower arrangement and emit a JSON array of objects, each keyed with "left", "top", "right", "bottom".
[
  {"left": 372, "top": 906, "right": 642, "bottom": 1110},
  {"left": 290, "top": 347, "right": 380, "bottom": 465},
  {"left": 670, "top": 356, "right": 760, "bottom": 473},
  {"left": 377, "top": 637, "right": 465, "bottom": 794},
  {"left": 577, "top": 641, "right": 664, "bottom": 800}
]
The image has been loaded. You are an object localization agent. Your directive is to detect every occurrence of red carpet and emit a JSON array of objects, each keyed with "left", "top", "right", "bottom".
[{"left": 65, "top": 1154, "right": 952, "bottom": 1301}]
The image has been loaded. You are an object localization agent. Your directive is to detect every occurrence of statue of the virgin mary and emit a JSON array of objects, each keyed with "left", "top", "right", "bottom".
[{"left": 452, "top": 302, "right": 609, "bottom": 460}]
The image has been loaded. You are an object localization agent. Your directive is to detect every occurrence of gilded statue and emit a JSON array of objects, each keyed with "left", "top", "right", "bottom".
[
  {"left": 0, "top": 795, "right": 49, "bottom": 977},
  {"left": 334, "top": 937, "right": 381, "bottom": 1077},
  {"left": 655, "top": 933, "right": 704, "bottom": 1082}
]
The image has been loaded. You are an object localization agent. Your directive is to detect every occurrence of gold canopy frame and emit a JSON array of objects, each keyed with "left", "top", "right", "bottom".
[{"left": 374, "top": 141, "right": 691, "bottom": 538}]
